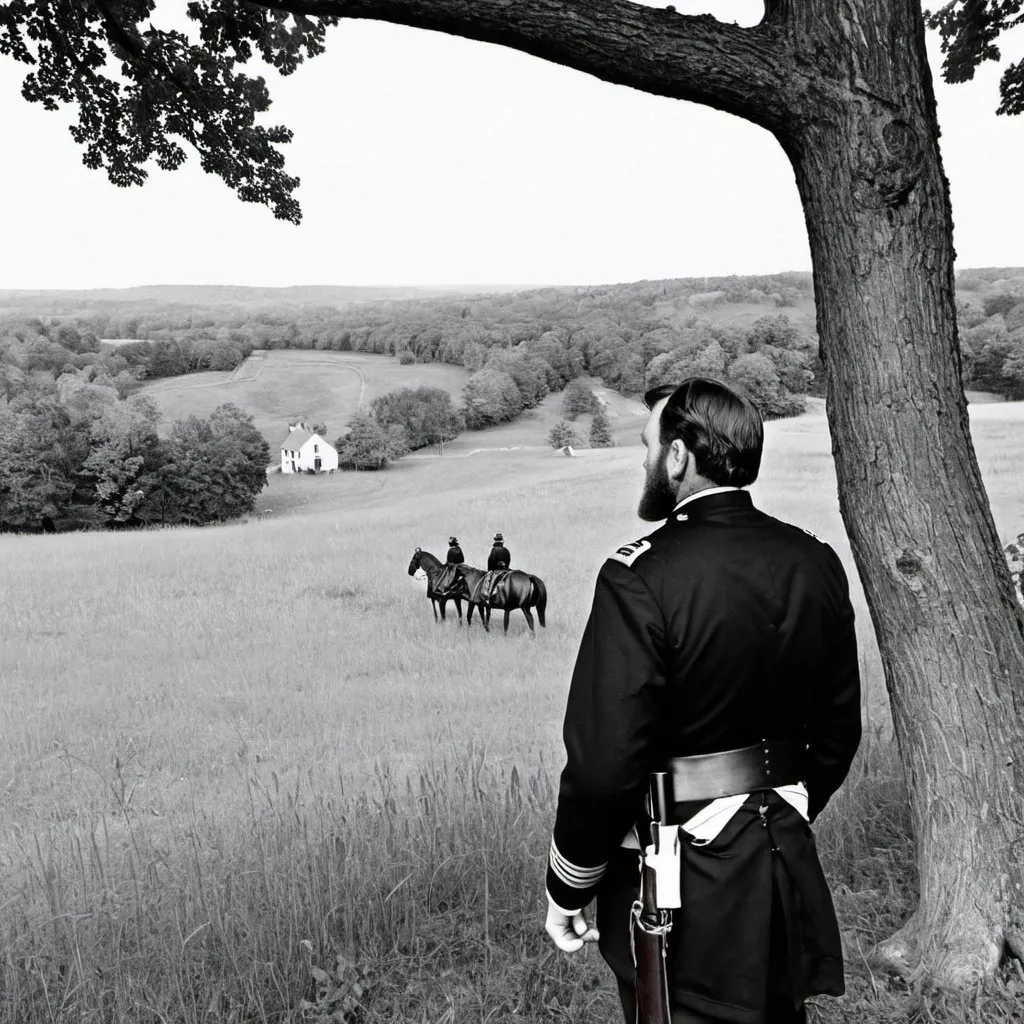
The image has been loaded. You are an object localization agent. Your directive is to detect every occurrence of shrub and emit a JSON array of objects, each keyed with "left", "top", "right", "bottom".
[
  {"left": 335, "top": 415, "right": 409, "bottom": 470},
  {"left": 561, "top": 378, "right": 598, "bottom": 420},
  {"left": 547, "top": 421, "right": 581, "bottom": 449},
  {"left": 462, "top": 370, "right": 523, "bottom": 430},
  {"left": 983, "top": 293, "right": 1021, "bottom": 319},
  {"left": 727, "top": 353, "right": 805, "bottom": 420},
  {"left": 370, "top": 387, "right": 463, "bottom": 451},
  {"left": 589, "top": 407, "right": 615, "bottom": 448}
]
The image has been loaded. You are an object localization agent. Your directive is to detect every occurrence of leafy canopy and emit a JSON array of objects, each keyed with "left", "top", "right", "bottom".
[
  {"left": 0, "top": 0, "right": 337, "bottom": 223},
  {"left": 0, "top": 1, "right": 1020, "bottom": 224},
  {"left": 927, "top": 1, "right": 1024, "bottom": 114}
]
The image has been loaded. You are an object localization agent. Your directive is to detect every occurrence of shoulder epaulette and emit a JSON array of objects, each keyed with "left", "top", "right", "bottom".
[
  {"left": 797, "top": 525, "right": 824, "bottom": 543},
  {"left": 609, "top": 538, "right": 652, "bottom": 567}
]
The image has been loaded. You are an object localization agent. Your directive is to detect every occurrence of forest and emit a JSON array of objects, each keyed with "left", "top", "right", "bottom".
[{"left": 2, "top": 268, "right": 1022, "bottom": 528}]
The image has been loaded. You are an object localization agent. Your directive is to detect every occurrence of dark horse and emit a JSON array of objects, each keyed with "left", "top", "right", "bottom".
[
  {"left": 456, "top": 565, "right": 548, "bottom": 636},
  {"left": 408, "top": 548, "right": 465, "bottom": 623}
]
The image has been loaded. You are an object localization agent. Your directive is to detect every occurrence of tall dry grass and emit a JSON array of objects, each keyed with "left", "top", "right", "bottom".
[{"left": 2, "top": 406, "right": 1024, "bottom": 1021}]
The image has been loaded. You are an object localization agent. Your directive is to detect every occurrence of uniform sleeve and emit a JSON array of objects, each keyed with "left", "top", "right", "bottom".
[
  {"left": 806, "top": 546, "right": 862, "bottom": 822},
  {"left": 546, "top": 558, "right": 666, "bottom": 910}
]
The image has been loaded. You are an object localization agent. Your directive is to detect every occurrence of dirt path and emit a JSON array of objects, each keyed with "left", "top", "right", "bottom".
[{"left": 404, "top": 445, "right": 548, "bottom": 460}]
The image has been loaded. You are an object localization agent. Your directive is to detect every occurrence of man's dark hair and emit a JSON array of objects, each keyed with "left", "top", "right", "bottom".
[{"left": 644, "top": 378, "right": 763, "bottom": 487}]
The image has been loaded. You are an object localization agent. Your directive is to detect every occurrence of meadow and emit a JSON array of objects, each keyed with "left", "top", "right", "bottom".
[
  {"left": 138, "top": 350, "right": 472, "bottom": 449},
  {"left": 1, "top": 399, "right": 1024, "bottom": 1022}
]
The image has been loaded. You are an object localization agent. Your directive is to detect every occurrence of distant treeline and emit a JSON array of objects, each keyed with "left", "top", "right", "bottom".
[
  {"left": 1, "top": 273, "right": 821, "bottom": 421},
  {"left": 5, "top": 270, "right": 1023, "bottom": 413},
  {"left": 2, "top": 269, "right": 1022, "bottom": 524}
]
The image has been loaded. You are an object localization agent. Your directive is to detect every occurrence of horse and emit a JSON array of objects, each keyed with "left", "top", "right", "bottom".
[
  {"left": 456, "top": 565, "right": 548, "bottom": 635},
  {"left": 426, "top": 561, "right": 497, "bottom": 629},
  {"left": 407, "top": 548, "right": 465, "bottom": 624},
  {"left": 449, "top": 564, "right": 489, "bottom": 628}
]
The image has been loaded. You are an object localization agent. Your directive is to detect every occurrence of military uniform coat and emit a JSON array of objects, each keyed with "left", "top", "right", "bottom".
[
  {"left": 545, "top": 489, "right": 861, "bottom": 1022},
  {"left": 446, "top": 544, "right": 465, "bottom": 565}
]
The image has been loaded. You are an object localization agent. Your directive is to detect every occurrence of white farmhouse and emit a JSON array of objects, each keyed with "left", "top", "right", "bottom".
[{"left": 280, "top": 422, "right": 339, "bottom": 474}]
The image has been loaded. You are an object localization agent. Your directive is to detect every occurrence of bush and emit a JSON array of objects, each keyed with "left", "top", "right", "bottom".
[
  {"left": 370, "top": 387, "right": 463, "bottom": 451},
  {"left": 561, "top": 378, "right": 598, "bottom": 420},
  {"left": 397, "top": 349, "right": 416, "bottom": 365},
  {"left": 589, "top": 407, "right": 615, "bottom": 448},
  {"left": 547, "top": 421, "right": 581, "bottom": 449},
  {"left": 983, "top": 293, "right": 1021, "bottom": 319},
  {"left": 462, "top": 369, "right": 523, "bottom": 430},
  {"left": 484, "top": 349, "right": 550, "bottom": 409},
  {"left": 155, "top": 404, "right": 270, "bottom": 525},
  {"left": 335, "top": 415, "right": 409, "bottom": 470},
  {"left": 727, "top": 353, "right": 806, "bottom": 420}
]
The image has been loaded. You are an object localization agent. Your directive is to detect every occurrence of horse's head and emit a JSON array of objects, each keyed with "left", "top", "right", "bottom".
[{"left": 407, "top": 547, "right": 423, "bottom": 576}]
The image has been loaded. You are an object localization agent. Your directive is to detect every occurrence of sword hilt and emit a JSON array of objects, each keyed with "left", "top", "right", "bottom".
[{"left": 649, "top": 772, "right": 671, "bottom": 824}]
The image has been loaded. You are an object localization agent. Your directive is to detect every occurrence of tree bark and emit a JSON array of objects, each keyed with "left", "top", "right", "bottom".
[
  {"left": 771, "top": 0, "right": 1024, "bottom": 985},
  {"left": 262, "top": 0, "right": 1024, "bottom": 987},
  {"left": 267, "top": 0, "right": 798, "bottom": 128}
]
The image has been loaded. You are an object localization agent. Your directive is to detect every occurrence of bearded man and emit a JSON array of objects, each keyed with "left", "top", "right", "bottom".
[{"left": 543, "top": 378, "right": 862, "bottom": 1023}]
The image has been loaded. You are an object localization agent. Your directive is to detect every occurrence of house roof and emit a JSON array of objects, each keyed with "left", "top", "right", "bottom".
[
  {"left": 280, "top": 428, "right": 314, "bottom": 451},
  {"left": 280, "top": 430, "right": 338, "bottom": 455}
]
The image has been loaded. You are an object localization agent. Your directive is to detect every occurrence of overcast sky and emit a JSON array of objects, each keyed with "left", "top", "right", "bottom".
[{"left": 1, "top": 1, "right": 1022, "bottom": 290}]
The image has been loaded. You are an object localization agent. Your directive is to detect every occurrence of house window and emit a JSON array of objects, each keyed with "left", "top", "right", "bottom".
[{"left": 314, "top": 444, "right": 319, "bottom": 453}]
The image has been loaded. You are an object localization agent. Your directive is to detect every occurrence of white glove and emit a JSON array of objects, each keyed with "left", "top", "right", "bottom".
[{"left": 545, "top": 895, "right": 600, "bottom": 952}]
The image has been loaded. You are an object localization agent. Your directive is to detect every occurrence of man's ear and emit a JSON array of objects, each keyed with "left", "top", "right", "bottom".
[{"left": 667, "top": 439, "right": 688, "bottom": 481}]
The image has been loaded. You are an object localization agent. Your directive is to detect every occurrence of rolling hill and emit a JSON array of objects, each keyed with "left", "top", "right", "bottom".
[{"left": 138, "top": 349, "right": 472, "bottom": 449}]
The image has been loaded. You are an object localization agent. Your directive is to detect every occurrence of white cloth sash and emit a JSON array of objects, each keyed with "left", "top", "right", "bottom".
[{"left": 621, "top": 781, "right": 809, "bottom": 850}]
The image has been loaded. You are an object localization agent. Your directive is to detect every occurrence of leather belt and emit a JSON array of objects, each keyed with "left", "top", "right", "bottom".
[{"left": 656, "top": 739, "right": 806, "bottom": 806}]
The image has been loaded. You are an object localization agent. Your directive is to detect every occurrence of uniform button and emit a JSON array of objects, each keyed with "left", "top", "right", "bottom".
[{"left": 767, "top": 624, "right": 778, "bottom": 634}]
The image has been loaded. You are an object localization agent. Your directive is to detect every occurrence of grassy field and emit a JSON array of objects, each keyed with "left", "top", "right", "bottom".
[
  {"left": 138, "top": 351, "right": 472, "bottom": 450},
  {"left": 1, "top": 399, "right": 1024, "bottom": 1021},
  {"left": 663, "top": 294, "right": 820, "bottom": 337}
]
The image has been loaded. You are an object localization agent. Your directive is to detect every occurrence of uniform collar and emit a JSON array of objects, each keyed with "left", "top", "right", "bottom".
[
  {"left": 671, "top": 487, "right": 753, "bottom": 520},
  {"left": 674, "top": 486, "right": 744, "bottom": 511}
]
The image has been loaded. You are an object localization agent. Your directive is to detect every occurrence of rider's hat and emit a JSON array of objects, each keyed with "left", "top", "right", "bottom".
[
  {"left": 449, "top": 536, "right": 458, "bottom": 545},
  {"left": 493, "top": 533, "right": 503, "bottom": 543}
]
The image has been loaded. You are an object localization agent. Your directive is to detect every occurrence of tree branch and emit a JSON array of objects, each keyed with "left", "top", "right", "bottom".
[
  {"left": 258, "top": 0, "right": 799, "bottom": 130},
  {"left": 93, "top": 0, "right": 145, "bottom": 62}
]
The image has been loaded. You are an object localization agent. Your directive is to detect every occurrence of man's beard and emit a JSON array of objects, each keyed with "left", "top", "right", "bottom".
[{"left": 637, "top": 452, "right": 677, "bottom": 522}]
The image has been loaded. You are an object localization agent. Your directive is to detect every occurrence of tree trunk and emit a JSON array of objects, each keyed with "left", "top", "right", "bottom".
[{"left": 773, "top": 0, "right": 1024, "bottom": 985}]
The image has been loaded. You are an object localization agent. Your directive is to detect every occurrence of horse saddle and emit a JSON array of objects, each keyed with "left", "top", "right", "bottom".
[
  {"left": 434, "top": 564, "right": 463, "bottom": 597},
  {"left": 479, "top": 569, "right": 512, "bottom": 605}
]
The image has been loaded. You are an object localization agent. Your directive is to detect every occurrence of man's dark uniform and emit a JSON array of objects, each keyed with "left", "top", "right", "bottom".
[
  {"left": 546, "top": 490, "right": 861, "bottom": 1022},
  {"left": 488, "top": 541, "right": 511, "bottom": 570},
  {"left": 446, "top": 541, "right": 465, "bottom": 565}
]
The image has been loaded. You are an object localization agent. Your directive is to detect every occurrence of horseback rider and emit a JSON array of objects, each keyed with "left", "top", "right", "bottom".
[
  {"left": 488, "top": 533, "right": 511, "bottom": 570},
  {"left": 446, "top": 536, "right": 465, "bottom": 564},
  {"left": 479, "top": 533, "right": 512, "bottom": 605}
]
